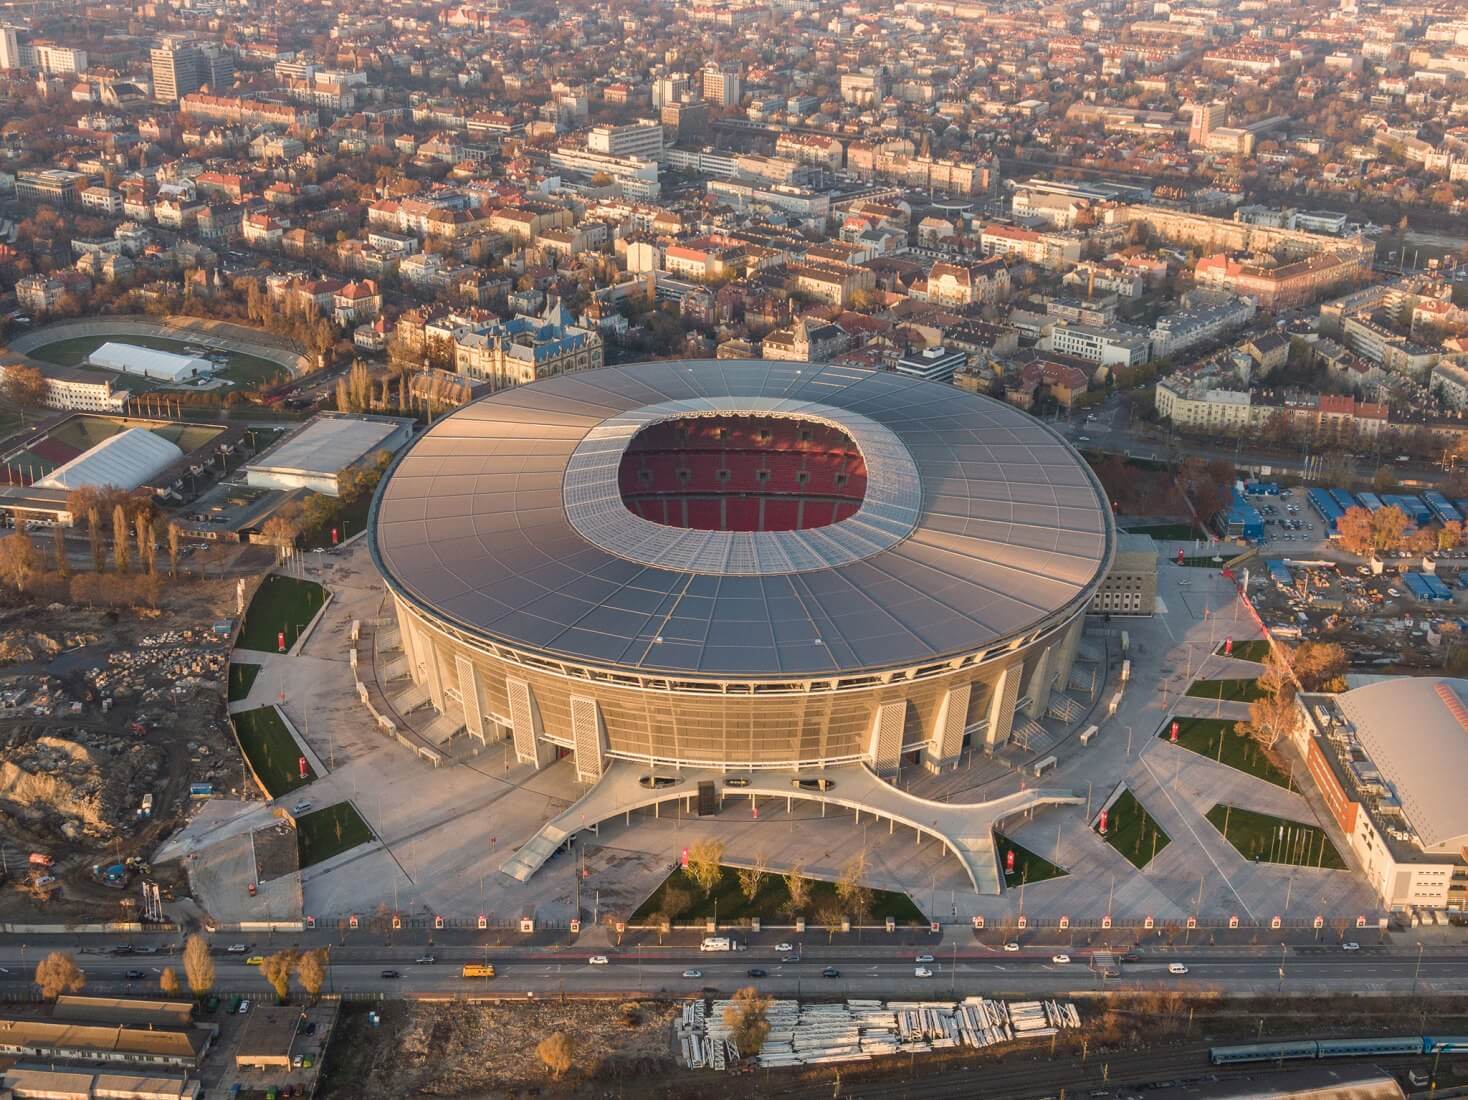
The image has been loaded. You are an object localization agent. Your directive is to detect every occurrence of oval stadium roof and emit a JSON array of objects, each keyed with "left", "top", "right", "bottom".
[
  {"left": 370, "top": 361, "right": 1115, "bottom": 679},
  {"left": 37, "top": 428, "right": 183, "bottom": 492}
]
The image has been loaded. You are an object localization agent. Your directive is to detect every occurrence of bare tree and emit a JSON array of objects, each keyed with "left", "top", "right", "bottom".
[
  {"left": 34, "top": 951, "right": 85, "bottom": 1000},
  {"left": 816, "top": 899, "right": 845, "bottom": 944},
  {"left": 537, "top": 1032, "right": 576, "bottom": 1079},
  {"left": 1, "top": 363, "right": 48, "bottom": 411},
  {"left": 0, "top": 531, "right": 42, "bottom": 593},
  {"left": 51, "top": 522, "right": 68, "bottom": 578},
  {"left": 166, "top": 521, "right": 182, "bottom": 578},
  {"left": 736, "top": 854, "right": 767, "bottom": 903},
  {"left": 159, "top": 966, "right": 181, "bottom": 997},
  {"left": 723, "top": 986, "right": 772, "bottom": 1057},
  {"left": 835, "top": 853, "right": 873, "bottom": 924},
  {"left": 112, "top": 504, "right": 130, "bottom": 574},
  {"left": 686, "top": 838, "right": 724, "bottom": 895},
  {"left": 782, "top": 862, "right": 812, "bottom": 918},
  {"left": 182, "top": 934, "right": 215, "bottom": 996},
  {"left": 134, "top": 511, "right": 156, "bottom": 576}
]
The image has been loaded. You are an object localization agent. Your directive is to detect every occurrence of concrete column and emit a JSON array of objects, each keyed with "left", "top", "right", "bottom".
[
  {"left": 506, "top": 676, "right": 554, "bottom": 768},
  {"left": 1024, "top": 645, "right": 1051, "bottom": 719},
  {"left": 570, "top": 695, "right": 608, "bottom": 783},
  {"left": 923, "top": 682, "right": 970, "bottom": 773},
  {"left": 396, "top": 599, "right": 420, "bottom": 682},
  {"left": 985, "top": 665, "right": 1020, "bottom": 748},
  {"left": 455, "top": 655, "right": 485, "bottom": 743},
  {"left": 418, "top": 620, "right": 445, "bottom": 712},
  {"left": 1054, "top": 617, "right": 1085, "bottom": 696},
  {"left": 866, "top": 700, "right": 905, "bottom": 775}
]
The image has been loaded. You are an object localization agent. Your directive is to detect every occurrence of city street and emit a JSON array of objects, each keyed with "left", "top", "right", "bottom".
[{"left": 4, "top": 937, "right": 1467, "bottom": 999}]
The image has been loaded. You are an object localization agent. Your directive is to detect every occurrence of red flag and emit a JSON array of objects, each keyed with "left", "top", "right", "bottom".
[
  {"left": 1099, "top": 808, "right": 1108, "bottom": 834},
  {"left": 1005, "top": 849, "right": 1015, "bottom": 873},
  {"left": 1170, "top": 720, "right": 1179, "bottom": 743}
]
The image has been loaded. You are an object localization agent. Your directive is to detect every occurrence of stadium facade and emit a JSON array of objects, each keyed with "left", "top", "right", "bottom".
[{"left": 370, "top": 361, "right": 1114, "bottom": 780}]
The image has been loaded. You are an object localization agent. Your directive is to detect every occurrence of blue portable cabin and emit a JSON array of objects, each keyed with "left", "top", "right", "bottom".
[
  {"left": 1329, "top": 488, "right": 1358, "bottom": 513},
  {"left": 1245, "top": 480, "right": 1281, "bottom": 495},
  {"left": 1424, "top": 573, "right": 1453, "bottom": 600},
  {"left": 1404, "top": 573, "right": 1450, "bottom": 602},
  {"left": 1423, "top": 491, "right": 1462, "bottom": 525},
  {"left": 1384, "top": 494, "right": 1431, "bottom": 526},
  {"left": 1355, "top": 492, "right": 1384, "bottom": 513},
  {"left": 1307, "top": 488, "right": 1345, "bottom": 533},
  {"left": 1267, "top": 560, "right": 1293, "bottom": 587},
  {"left": 1223, "top": 487, "right": 1264, "bottom": 542}
]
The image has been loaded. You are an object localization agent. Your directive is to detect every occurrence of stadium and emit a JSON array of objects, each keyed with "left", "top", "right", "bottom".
[{"left": 370, "top": 361, "right": 1114, "bottom": 793}]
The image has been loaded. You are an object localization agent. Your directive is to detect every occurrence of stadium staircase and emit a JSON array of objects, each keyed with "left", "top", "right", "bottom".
[
  {"left": 1046, "top": 693, "right": 1085, "bottom": 724},
  {"left": 1010, "top": 718, "right": 1055, "bottom": 754}
]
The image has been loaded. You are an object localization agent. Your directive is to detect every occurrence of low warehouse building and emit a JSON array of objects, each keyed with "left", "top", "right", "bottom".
[
  {"left": 36, "top": 429, "right": 185, "bottom": 492},
  {"left": 2, "top": 1066, "right": 201, "bottom": 1099},
  {"left": 1298, "top": 678, "right": 1468, "bottom": 912},
  {"left": 86, "top": 343, "right": 210, "bottom": 383},
  {"left": 245, "top": 412, "right": 413, "bottom": 497},
  {"left": 234, "top": 1005, "right": 302, "bottom": 1070}
]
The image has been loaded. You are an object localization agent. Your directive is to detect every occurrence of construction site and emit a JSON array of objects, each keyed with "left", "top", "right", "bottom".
[{"left": 0, "top": 570, "right": 254, "bottom": 922}]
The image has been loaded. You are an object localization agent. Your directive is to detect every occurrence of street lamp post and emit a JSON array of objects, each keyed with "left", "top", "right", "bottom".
[{"left": 1412, "top": 942, "right": 1424, "bottom": 995}]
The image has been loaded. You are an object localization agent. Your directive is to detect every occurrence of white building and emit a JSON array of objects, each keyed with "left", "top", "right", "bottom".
[
  {"left": 1046, "top": 322, "right": 1151, "bottom": 368},
  {"left": 245, "top": 413, "right": 413, "bottom": 496},
  {"left": 587, "top": 121, "right": 664, "bottom": 163},
  {"left": 37, "top": 428, "right": 183, "bottom": 491},
  {"left": 86, "top": 342, "right": 210, "bottom": 382},
  {"left": 0, "top": 361, "right": 127, "bottom": 412}
]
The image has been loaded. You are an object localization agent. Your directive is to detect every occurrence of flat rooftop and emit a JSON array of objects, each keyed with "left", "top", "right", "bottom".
[{"left": 248, "top": 414, "right": 410, "bottom": 477}]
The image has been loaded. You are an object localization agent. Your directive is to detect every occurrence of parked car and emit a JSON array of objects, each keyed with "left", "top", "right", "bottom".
[
  {"left": 1003, "top": 942, "right": 1020, "bottom": 952},
  {"left": 682, "top": 969, "right": 703, "bottom": 979},
  {"left": 1051, "top": 954, "right": 1071, "bottom": 964},
  {"left": 238, "top": 999, "right": 251, "bottom": 1014},
  {"left": 914, "top": 967, "right": 933, "bottom": 978},
  {"left": 588, "top": 955, "right": 609, "bottom": 966}
]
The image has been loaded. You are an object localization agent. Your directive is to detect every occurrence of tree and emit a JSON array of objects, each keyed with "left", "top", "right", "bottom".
[
  {"left": 260, "top": 950, "right": 297, "bottom": 1003},
  {"left": 1336, "top": 506, "right": 1374, "bottom": 556},
  {"left": 736, "top": 854, "right": 767, "bottom": 903},
  {"left": 1, "top": 363, "right": 48, "bottom": 410},
  {"left": 296, "top": 948, "right": 327, "bottom": 1001},
  {"left": 1372, "top": 465, "right": 1398, "bottom": 494},
  {"left": 1294, "top": 641, "right": 1347, "bottom": 692},
  {"left": 537, "top": 1031, "right": 576, "bottom": 1078},
  {"left": 112, "top": 504, "right": 130, "bottom": 574},
  {"left": 686, "top": 838, "right": 724, "bottom": 895},
  {"left": 160, "top": 966, "right": 181, "bottom": 997},
  {"left": 51, "top": 522, "right": 68, "bottom": 578},
  {"left": 134, "top": 511, "right": 155, "bottom": 576},
  {"left": 835, "top": 853, "right": 873, "bottom": 924},
  {"left": 816, "top": 898, "right": 845, "bottom": 944},
  {"left": 783, "top": 862, "right": 811, "bottom": 916},
  {"left": 166, "top": 521, "right": 182, "bottom": 578},
  {"left": 723, "top": 986, "right": 772, "bottom": 1057},
  {"left": 34, "top": 951, "right": 85, "bottom": 1000},
  {"left": 0, "top": 531, "right": 42, "bottom": 593},
  {"left": 1235, "top": 688, "right": 1298, "bottom": 751},
  {"left": 183, "top": 934, "right": 215, "bottom": 997},
  {"left": 1439, "top": 520, "right": 1462, "bottom": 554},
  {"left": 1370, "top": 505, "right": 1409, "bottom": 553}
]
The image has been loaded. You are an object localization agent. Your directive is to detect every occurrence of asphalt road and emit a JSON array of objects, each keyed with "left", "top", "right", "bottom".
[{"left": 5, "top": 942, "right": 1468, "bottom": 998}]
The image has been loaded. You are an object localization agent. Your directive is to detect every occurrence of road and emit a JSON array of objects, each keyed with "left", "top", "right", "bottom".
[{"left": 5, "top": 940, "right": 1466, "bottom": 998}]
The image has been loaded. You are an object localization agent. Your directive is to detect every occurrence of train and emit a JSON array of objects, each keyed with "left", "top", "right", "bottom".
[{"left": 1210, "top": 1036, "right": 1468, "bottom": 1065}]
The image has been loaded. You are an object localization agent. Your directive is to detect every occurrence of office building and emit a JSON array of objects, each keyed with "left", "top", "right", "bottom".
[{"left": 895, "top": 345, "right": 966, "bottom": 384}]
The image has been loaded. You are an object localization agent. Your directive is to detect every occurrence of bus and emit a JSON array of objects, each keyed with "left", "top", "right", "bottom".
[{"left": 461, "top": 963, "right": 496, "bottom": 978}]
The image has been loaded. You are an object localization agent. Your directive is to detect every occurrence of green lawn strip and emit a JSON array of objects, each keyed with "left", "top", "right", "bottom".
[
  {"left": 236, "top": 575, "right": 327, "bottom": 653},
  {"left": 299, "top": 491, "right": 372, "bottom": 550},
  {"left": 228, "top": 662, "right": 261, "bottom": 702},
  {"left": 1214, "top": 640, "right": 1271, "bottom": 662},
  {"left": 296, "top": 802, "right": 373, "bottom": 869},
  {"left": 232, "top": 705, "right": 316, "bottom": 797},
  {"left": 1122, "top": 523, "right": 1199, "bottom": 540},
  {"left": 1096, "top": 789, "right": 1171, "bottom": 870},
  {"left": 996, "top": 834, "right": 1067, "bottom": 888},
  {"left": 1205, "top": 804, "right": 1346, "bottom": 870},
  {"left": 1185, "top": 677, "right": 1268, "bottom": 702},
  {"left": 1159, "top": 716, "right": 1297, "bottom": 790},
  {"left": 631, "top": 865, "right": 925, "bottom": 924}
]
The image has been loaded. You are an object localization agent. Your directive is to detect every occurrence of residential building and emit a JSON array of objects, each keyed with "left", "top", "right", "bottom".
[{"left": 896, "top": 345, "right": 966, "bottom": 384}]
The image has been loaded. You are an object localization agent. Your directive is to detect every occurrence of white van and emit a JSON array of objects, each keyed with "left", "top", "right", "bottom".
[
  {"left": 1168, "top": 963, "right": 1189, "bottom": 975},
  {"left": 700, "top": 936, "right": 733, "bottom": 952}
]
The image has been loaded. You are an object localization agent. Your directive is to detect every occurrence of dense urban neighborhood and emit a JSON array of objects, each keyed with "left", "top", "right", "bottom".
[{"left": 0, "top": 0, "right": 1466, "bottom": 1096}]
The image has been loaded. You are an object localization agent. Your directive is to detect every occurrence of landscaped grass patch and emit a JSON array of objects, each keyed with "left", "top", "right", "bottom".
[
  {"left": 1215, "top": 640, "right": 1271, "bottom": 662},
  {"left": 1205, "top": 804, "right": 1346, "bottom": 869},
  {"left": 1159, "top": 716, "right": 1297, "bottom": 790},
  {"left": 299, "top": 491, "right": 373, "bottom": 550},
  {"left": 1123, "top": 523, "right": 1200, "bottom": 540},
  {"left": 236, "top": 575, "right": 327, "bottom": 653},
  {"left": 232, "top": 705, "right": 316, "bottom": 797},
  {"left": 996, "top": 834, "right": 1067, "bottom": 888},
  {"left": 297, "top": 802, "right": 373, "bottom": 869},
  {"left": 1185, "top": 677, "right": 1269, "bottom": 703},
  {"left": 631, "top": 865, "right": 925, "bottom": 924},
  {"left": 1096, "top": 789, "right": 1171, "bottom": 869},
  {"left": 228, "top": 662, "right": 261, "bottom": 703}
]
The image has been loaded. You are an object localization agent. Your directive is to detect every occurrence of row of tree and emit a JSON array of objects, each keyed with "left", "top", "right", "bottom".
[
  {"left": 33, "top": 935, "right": 330, "bottom": 1005},
  {"left": 1335, "top": 504, "right": 1459, "bottom": 558},
  {"left": 1234, "top": 641, "right": 1348, "bottom": 751}
]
